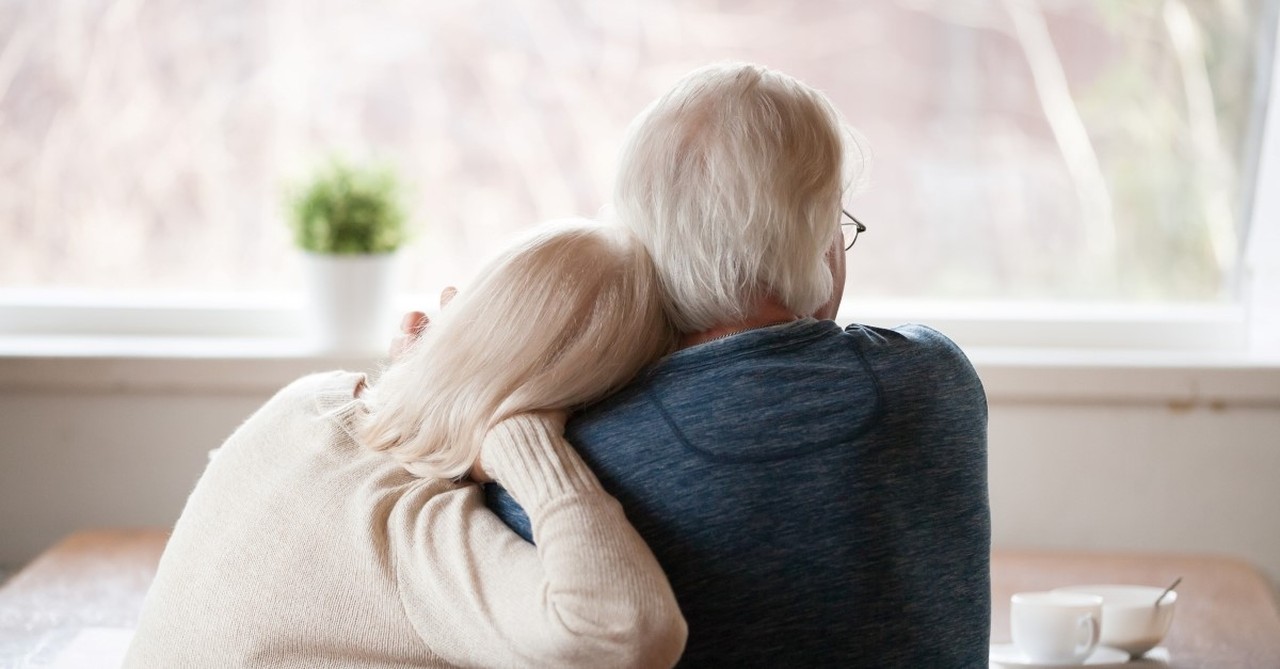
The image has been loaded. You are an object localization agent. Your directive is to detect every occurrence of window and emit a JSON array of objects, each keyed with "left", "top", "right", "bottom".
[{"left": 0, "top": 1, "right": 1275, "bottom": 320}]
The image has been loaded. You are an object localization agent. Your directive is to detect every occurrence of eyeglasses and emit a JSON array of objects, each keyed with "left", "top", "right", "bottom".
[{"left": 841, "top": 209, "right": 867, "bottom": 251}]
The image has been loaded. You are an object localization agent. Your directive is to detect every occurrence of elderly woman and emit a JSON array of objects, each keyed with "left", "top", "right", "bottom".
[{"left": 124, "top": 220, "right": 686, "bottom": 668}]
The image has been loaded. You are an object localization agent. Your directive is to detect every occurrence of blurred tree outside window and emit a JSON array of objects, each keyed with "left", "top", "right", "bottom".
[{"left": 0, "top": 0, "right": 1273, "bottom": 304}]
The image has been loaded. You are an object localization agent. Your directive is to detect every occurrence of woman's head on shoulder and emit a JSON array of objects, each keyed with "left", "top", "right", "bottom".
[{"left": 359, "top": 218, "right": 677, "bottom": 479}]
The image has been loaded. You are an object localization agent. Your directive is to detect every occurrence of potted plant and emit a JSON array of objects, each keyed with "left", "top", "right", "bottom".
[{"left": 288, "top": 158, "right": 409, "bottom": 354}]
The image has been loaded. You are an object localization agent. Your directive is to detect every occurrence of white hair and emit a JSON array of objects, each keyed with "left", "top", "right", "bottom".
[
  {"left": 357, "top": 219, "right": 676, "bottom": 480},
  {"left": 612, "top": 62, "right": 869, "bottom": 333}
]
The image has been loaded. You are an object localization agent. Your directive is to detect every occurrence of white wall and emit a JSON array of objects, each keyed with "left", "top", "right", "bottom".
[
  {"left": 989, "top": 403, "right": 1280, "bottom": 575},
  {"left": 2, "top": 358, "right": 1278, "bottom": 588},
  {"left": 0, "top": 391, "right": 262, "bottom": 563}
]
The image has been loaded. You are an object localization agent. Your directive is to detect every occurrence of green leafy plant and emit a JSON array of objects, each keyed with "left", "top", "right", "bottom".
[{"left": 288, "top": 159, "right": 408, "bottom": 254}]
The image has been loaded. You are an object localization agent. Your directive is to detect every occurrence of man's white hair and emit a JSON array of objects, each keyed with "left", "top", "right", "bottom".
[
  {"left": 613, "top": 62, "right": 868, "bottom": 333},
  {"left": 358, "top": 219, "right": 676, "bottom": 480}
]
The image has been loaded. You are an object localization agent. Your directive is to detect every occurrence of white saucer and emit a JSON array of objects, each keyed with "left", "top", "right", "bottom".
[{"left": 990, "top": 644, "right": 1131, "bottom": 667}]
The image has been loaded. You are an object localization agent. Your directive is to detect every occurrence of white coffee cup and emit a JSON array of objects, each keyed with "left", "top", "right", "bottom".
[{"left": 1011, "top": 591, "right": 1104, "bottom": 664}]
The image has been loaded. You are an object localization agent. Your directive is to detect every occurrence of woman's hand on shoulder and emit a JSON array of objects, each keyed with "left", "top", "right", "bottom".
[{"left": 388, "top": 286, "right": 458, "bottom": 360}]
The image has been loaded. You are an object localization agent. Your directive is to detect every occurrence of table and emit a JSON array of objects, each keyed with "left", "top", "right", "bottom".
[
  {"left": 990, "top": 549, "right": 1280, "bottom": 667},
  {"left": 0, "top": 530, "right": 164, "bottom": 667},
  {"left": 2, "top": 531, "right": 1279, "bottom": 667}
]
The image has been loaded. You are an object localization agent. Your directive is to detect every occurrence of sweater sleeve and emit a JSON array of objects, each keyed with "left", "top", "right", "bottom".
[{"left": 392, "top": 414, "right": 687, "bottom": 669}]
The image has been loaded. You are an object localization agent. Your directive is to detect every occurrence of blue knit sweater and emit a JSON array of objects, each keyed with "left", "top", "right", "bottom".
[{"left": 488, "top": 319, "right": 990, "bottom": 667}]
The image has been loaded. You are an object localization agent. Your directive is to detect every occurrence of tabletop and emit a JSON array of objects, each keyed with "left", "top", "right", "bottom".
[
  {"left": 989, "top": 549, "right": 1280, "bottom": 668},
  {"left": 2, "top": 530, "right": 1278, "bottom": 668},
  {"left": 0, "top": 530, "right": 163, "bottom": 667}
]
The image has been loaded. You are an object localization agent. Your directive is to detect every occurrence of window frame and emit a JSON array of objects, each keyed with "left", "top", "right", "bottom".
[{"left": 2, "top": 6, "right": 1278, "bottom": 376}]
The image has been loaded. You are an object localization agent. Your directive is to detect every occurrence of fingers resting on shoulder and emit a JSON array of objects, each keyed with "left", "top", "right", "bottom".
[{"left": 388, "top": 286, "right": 458, "bottom": 360}]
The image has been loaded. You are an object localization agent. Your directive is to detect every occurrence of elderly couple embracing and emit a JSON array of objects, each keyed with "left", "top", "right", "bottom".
[{"left": 126, "top": 62, "right": 990, "bottom": 668}]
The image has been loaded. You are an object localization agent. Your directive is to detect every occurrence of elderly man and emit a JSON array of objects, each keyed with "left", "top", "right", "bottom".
[{"left": 411, "top": 62, "right": 990, "bottom": 667}]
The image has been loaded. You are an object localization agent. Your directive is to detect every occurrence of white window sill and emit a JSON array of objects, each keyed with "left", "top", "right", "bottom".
[
  {"left": 970, "top": 347, "right": 1280, "bottom": 407},
  {"left": 0, "top": 335, "right": 377, "bottom": 395},
  {"left": 1, "top": 333, "right": 1277, "bottom": 407},
  {"left": 2, "top": 292, "right": 1275, "bottom": 404}
]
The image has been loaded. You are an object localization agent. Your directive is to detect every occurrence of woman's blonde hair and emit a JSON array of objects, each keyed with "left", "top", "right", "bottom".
[{"left": 357, "top": 219, "right": 676, "bottom": 480}]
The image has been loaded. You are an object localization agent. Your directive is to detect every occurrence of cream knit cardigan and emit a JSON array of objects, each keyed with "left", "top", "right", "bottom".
[{"left": 124, "top": 371, "right": 686, "bottom": 668}]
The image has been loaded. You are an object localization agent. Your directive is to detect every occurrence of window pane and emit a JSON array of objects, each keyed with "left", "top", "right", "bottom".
[{"left": 0, "top": 0, "right": 1272, "bottom": 301}]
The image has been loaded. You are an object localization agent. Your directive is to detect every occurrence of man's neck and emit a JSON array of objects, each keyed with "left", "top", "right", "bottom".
[{"left": 679, "top": 297, "right": 800, "bottom": 349}]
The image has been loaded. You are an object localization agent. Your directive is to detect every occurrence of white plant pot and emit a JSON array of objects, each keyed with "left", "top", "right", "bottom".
[{"left": 302, "top": 251, "right": 402, "bottom": 355}]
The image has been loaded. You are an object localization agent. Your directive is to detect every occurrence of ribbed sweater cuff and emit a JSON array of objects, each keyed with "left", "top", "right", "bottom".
[{"left": 481, "top": 414, "right": 604, "bottom": 512}]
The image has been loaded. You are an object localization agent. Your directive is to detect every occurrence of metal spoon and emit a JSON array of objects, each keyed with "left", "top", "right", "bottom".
[{"left": 1155, "top": 576, "right": 1182, "bottom": 607}]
